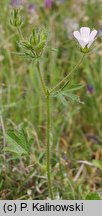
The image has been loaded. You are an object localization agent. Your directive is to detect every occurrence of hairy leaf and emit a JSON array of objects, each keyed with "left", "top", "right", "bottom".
[{"left": 4, "top": 129, "right": 34, "bottom": 157}]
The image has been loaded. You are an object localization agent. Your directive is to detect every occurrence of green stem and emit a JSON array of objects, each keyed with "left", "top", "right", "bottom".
[
  {"left": 36, "top": 62, "right": 47, "bottom": 96},
  {"left": 36, "top": 54, "right": 85, "bottom": 199},
  {"left": 46, "top": 93, "right": 54, "bottom": 199},
  {"left": 17, "top": 27, "right": 24, "bottom": 40},
  {"left": 36, "top": 62, "right": 54, "bottom": 199},
  {"left": 50, "top": 54, "right": 85, "bottom": 94}
]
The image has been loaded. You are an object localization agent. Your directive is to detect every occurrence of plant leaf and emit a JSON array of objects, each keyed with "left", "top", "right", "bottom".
[
  {"left": 92, "top": 160, "right": 102, "bottom": 171},
  {"left": 4, "top": 134, "right": 27, "bottom": 156},
  {"left": 64, "top": 83, "right": 85, "bottom": 92},
  {"left": 4, "top": 129, "right": 34, "bottom": 157},
  {"left": 59, "top": 95, "right": 68, "bottom": 106},
  {"left": 62, "top": 92, "right": 84, "bottom": 104}
]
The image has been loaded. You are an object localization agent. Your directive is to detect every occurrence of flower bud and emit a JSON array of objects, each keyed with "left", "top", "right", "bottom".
[
  {"left": 30, "top": 29, "right": 40, "bottom": 46},
  {"left": 19, "top": 28, "right": 48, "bottom": 59},
  {"left": 10, "top": 8, "right": 23, "bottom": 27}
]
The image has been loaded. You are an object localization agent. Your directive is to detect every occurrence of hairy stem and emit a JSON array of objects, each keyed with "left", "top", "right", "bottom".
[
  {"left": 36, "top": 62, "right": 47, "bottom": 96},
  {"left": 46, "top": 93, "right": 54, "bottom": 199},
  {"left": 17, "top": 27, "right": 24, "bottom": 40},
  {"left": 36, "top": 61, "right": 54, "bottom": 199},
  {"left": 50, "top": 54, "right": 85, "bottom": 94}
]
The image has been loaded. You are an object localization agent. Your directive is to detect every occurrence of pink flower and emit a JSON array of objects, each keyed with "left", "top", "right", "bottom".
[
  {"left": 45, "top": 0, "right": 52, "bottom": 9},
  {"left": 73, "top": 27, "right": 98, "bottom": 49},
  {"left": 10, "top": 0, "right": 22, "bottom": 7}
]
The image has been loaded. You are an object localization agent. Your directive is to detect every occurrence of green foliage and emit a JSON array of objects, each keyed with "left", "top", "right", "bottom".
[
  {"left": 53, "top": 83, "right": 84, "bottom": 106},
  {"left": 4, "top": 129, "right": 34, "bottom": 157},
  {"left": 92, "top": 160, "right": 102, "bottom": 171},
  {"left": 10, "top": 8, "right": 23, "bottom": 27},
  {"left": 64, "top": 83, "right": 85, "bottom": 92},
  {"left": 85, "top": 192, "right": 101, "bottom": 200},
  {"left": 18, "top": 28, "right": 48, "bottom": 59}
]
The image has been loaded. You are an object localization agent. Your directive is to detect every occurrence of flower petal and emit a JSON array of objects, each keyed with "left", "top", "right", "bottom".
[
  {"left": 73, "top": 31, "right": 81, "bottom": 40},
  {"left": 73, "top": 31, "right": 87, "bottom": 48},
  {"left": 80, "top": 27, "right": 90, "bottom": 38},
  {"left": 88, "top": 30, "right": 98, "bottom": 48},
  {"left": 89, "top": 30, "right": 98, "bottom": 41},
  {"left": 87, "top": 39, "right": 95, "bottom": 48},
  {"left": 78, "top": 40, "right": 87, "bottom": 48}
]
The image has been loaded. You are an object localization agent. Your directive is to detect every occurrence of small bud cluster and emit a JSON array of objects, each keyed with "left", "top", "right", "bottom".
[
  {"left": 19, "top": 29, "right": 48, "bottom": 59},
  {"left": 10, "top": 8, "right": 23, "bottom": 27}
]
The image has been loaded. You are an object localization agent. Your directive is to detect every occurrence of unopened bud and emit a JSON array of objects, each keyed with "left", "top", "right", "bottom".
[
  {"left": 30, "top": 29, "right": 40, "bottom": 46},
  {"left": 19, "top": 28, "right": 48, "bottom": 59},
  {"left": 10, "top": 8, "right": 23, "bottom": 27}
]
